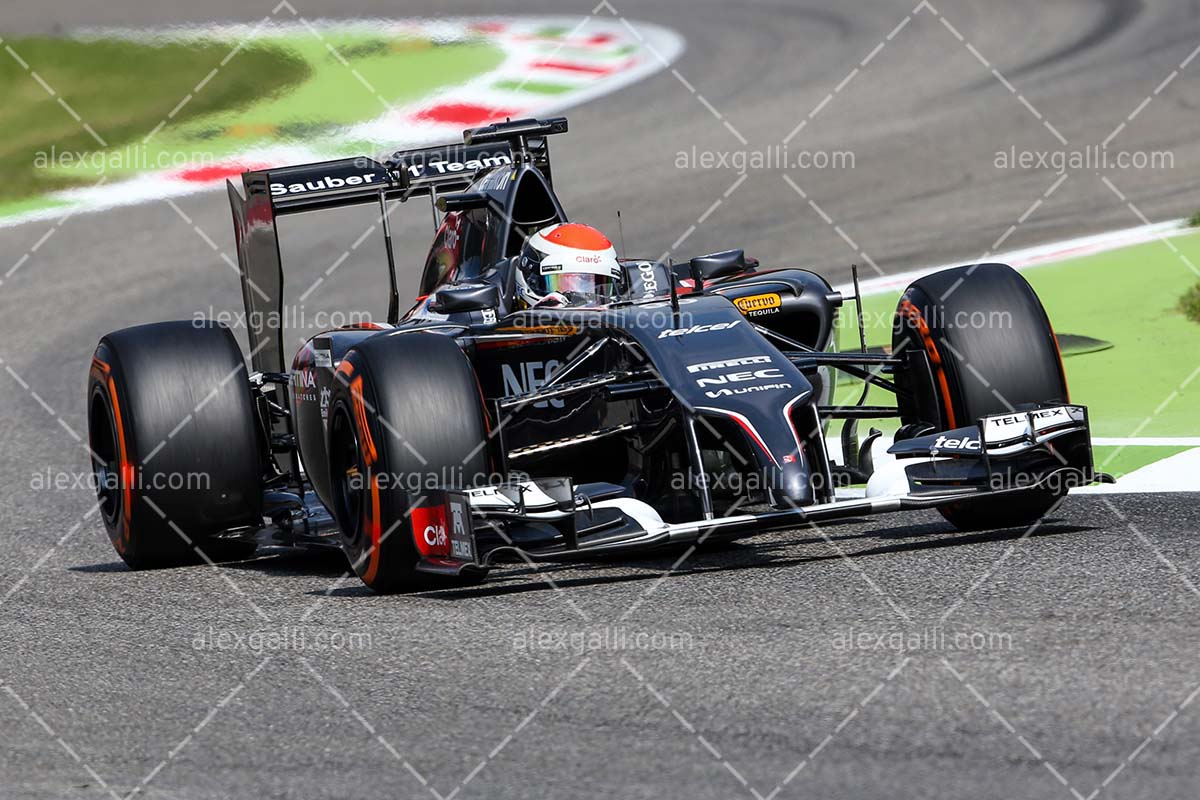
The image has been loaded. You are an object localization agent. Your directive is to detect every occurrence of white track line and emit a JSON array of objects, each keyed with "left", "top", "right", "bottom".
[{"left": 838, "top": 219, "right": 1194, "bottom": 298}]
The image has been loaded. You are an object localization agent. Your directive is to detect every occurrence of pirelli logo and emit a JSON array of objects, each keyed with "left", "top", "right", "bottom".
[{"left": 734, "top": 293, "right": 782, "bottom": 315}]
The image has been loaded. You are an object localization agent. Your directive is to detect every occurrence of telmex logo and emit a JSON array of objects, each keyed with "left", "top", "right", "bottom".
[
  {"left": 270, "top": 173, "right": 381, "bottom": 196},
  {"left": 734, "top": 293, "right": 781, "bottom": 313},
  {"left": 658, "top": 320, "right": 741, "bottom": 338}
]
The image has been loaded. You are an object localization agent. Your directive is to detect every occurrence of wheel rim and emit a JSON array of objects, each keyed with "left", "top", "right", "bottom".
[
  {"left": 89, "top": 388, "right": 121, "bottom": 527},
  {"left": 329, "top": 403, "right": 365, "bottom": 548}
]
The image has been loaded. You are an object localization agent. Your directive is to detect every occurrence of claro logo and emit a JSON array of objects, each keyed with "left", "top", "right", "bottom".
[{"left": 270, "top": 173, "right": 381, "bottom": 196}]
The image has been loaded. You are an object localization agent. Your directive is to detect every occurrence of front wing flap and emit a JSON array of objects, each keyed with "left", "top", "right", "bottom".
[{"left": 415, "top": 406, "right": 1095, "bottom": 572}]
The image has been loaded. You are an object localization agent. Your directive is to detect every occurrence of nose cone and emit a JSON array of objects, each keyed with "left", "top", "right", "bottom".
[{"left": 768, "top": 458, "right": 815, "bottom": 509}]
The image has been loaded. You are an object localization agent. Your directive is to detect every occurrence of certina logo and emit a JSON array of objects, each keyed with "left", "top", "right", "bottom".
[
  {"left": 933, "top": 434, "right": 981, "bottom": 451},
  {"left": 687, "top": 355, "right": 772, "bottom": 373},
  {"left": 695, "top": 368, "right": 785, "bottom": 388},
  {"left": 658, "top": 320, "right": 742, "bottom": 338},
  {"left": 733, "top": 293, "right": 782, "bottom": 316},
  {"left": 270, "top": 173, "right": 381, "bottom": 196},
  {"left": 501, "top": 359, "right": 563, "bottom": 409}
]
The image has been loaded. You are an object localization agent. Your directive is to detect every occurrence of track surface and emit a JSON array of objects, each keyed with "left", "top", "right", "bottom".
[{"left": 3, "top": 1, "right": 1200, "bottom": 798}]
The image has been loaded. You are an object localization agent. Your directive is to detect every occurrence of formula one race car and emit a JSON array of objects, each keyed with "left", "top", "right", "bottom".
[{"left": 87, "top": 117, "right": 1099, "bottom": 592}]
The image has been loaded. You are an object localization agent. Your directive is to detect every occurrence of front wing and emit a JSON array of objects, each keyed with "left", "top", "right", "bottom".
[{"left": 414, "top": 405, "right": 1097, "bottom": 576}]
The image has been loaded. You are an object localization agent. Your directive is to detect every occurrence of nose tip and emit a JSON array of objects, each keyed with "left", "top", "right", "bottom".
[{"left": 767, "top": 460, "right": 814, "bottom": 509}]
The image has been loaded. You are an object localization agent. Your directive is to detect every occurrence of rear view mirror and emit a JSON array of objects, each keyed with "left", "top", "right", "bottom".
[{"left": 430, "top": 283, "right": 501, "bottom": 314}]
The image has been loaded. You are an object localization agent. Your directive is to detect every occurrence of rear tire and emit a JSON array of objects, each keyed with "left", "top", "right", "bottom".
[
  {"left": 326, "top": 331, "right": 490, "bottom": 593},
  {"left": 88, "top": 321, "right": 262, "bottom": 568},
  {"left": 893, "top": 263, "right": 1069, "bottom": 530}
]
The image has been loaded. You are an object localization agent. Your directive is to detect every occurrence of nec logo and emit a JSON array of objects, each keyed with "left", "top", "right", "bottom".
[
  {"left": 501, "top": 359, "right": 563, "bottom": 409},
  {"left": 658, "top": 321, "right": 741, "bottom": 338},
  {"left": 695, "top": 368, "right": 784, "bottom": 387}
]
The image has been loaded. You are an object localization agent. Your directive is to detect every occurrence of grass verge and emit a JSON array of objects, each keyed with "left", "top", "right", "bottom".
[
  {"left": 836, "top": 231, "right": 1200, "bottom": 476},
  {"left": 0, "top": 37, "right": 310, "bottom": 203}
]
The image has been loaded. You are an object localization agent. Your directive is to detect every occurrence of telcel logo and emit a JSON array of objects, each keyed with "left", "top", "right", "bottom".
[
  {"left": 658, "top": 321, "right": 741, "bottom": 338},
  {"left": 933, "top": 435, "right": 981, "bottom": 451}
]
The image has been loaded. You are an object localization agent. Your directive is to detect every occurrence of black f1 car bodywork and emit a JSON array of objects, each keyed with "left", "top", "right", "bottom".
[{"left": 88, "top": 117, "right": 1099, "bottom": 591}]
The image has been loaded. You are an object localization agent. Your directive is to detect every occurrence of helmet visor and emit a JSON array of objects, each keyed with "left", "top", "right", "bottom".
[{"left": 541, "top": 271, "right": 618, "bottom": 301}]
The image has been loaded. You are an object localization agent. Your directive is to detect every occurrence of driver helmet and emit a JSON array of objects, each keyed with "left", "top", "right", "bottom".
[{"left": 516, "top": 223, "right": 624, "bottom": 307}]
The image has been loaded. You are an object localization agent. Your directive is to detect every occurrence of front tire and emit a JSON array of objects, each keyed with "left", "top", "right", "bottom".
[
  {"left": 326, "top": 331, "right": 490, "bottom": 593},
  {"left": 893, "top": 263, "right": 1069, "bottom": 530},
  {"left": 88, "top": 321, "right": 262, "bottom": 568}
]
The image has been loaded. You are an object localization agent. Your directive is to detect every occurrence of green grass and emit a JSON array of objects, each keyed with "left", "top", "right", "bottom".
[
  {"left": 836, "top": 233, "right": 1200, "bottom": 476},
  {"left": 0, "top": 37, "right": 310, "bottom": 203},
  {"left": 2, "top": 32, "right": 506, "bottom": 204},
  {"left": 1179, "top": 281, "right": 1200, "bottom": 324}
]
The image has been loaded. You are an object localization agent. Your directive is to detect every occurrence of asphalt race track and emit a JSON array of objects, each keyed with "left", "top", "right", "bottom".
[{"left": 3, "top": 1, "right": 1200, "bottom": 798}]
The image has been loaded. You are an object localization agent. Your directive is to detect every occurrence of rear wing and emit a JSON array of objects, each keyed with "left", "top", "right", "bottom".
[{"left": 226, "top": 117, "right": 567, "bottom": 374}]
